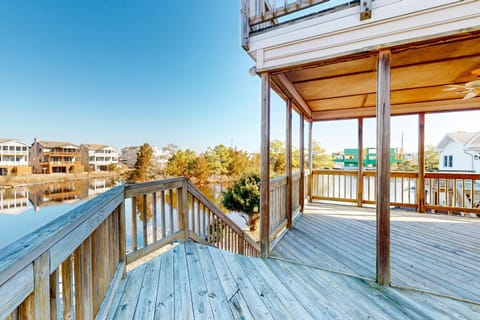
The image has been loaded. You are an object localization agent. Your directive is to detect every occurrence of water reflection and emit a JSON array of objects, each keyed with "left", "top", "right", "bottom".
[
  {"left": 0, "top": 187, "right": 31, "bottom": 215},
  {"left": 0, "top": 180, "right": 119, "bottom": 214}
]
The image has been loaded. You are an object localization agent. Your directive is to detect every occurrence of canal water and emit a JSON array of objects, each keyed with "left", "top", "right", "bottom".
[{"left": 0, "top": 180, "right": 246, "bottom": 250}]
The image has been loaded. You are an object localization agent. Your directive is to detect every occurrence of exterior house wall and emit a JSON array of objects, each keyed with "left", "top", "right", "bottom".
[
  {"left": 0, "top": 139, "right": 32, "bottom": 176},
  {"left": 31, "top": 140, "right": 84, "bottom": 174},
  {"left": 121, "top": 147, "right": 140, "bottom": 168},
  {"left": 438, "top": 140, "right": 473, "bottom": 172},
  {"left": 80, "top": 145, "right": 119, "bottom": 172}
]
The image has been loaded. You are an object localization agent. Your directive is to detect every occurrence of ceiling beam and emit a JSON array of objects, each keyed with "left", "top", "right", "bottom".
[
  {"left": 275, "top": 74, "right": 312, "bottom": 120},
  {"left": 312, "top": 98, "right": 480, "bottom": 121}
]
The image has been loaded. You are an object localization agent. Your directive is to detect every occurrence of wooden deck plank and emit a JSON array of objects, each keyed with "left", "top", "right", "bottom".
[
  {"left": 206, "top": 246, "right": 255, "bottom": 320},
  {"left": 233, "top": 253, "right": 296, "bottom": 319},
  {"left": 248, "top": 258, "right": 314, "bottom": 320},
  {"left": 105, "top": 241, "right": 480, "bottom": 319},
  {"left": 132, "top": 255, "right": 162, "bottom": 320},
  {"left": 184, "top": 242, "right": 215, "bottom": 319},
  {"left": 310, "top": 211, "right": 480, "bottom": 299},
  {"left": 173, "top": 245, "right": 193, "bottom": 319},
  {"left": 217, "top": 249, "right": 274, "bottom": 319},
  {"left": 195, "top": 244, "right": 235, "bottom": 320},
  {"left": 274, "top": 203, "right": 480, "bottom": 303},
  {"left": 111, "top": 262, "right": 147, "bottom": 319},
  {"left": 154, "top": 247, "right": 175, "bottom": 319}
]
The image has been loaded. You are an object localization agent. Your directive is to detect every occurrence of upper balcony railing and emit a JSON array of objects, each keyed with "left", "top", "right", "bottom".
[{"left": 242, "top": 0, "right": 371, "bottom": 47}]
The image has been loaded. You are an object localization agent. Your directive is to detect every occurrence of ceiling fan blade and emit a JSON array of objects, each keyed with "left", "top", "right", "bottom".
[
  {"left": 463, "top": 91, "right": 479, "bottom": 99},
  {"left": 443, "top": 85, "right": 464, "bottom": 91}
]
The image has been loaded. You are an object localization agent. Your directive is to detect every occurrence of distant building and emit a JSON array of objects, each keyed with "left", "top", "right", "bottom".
[
  {"left": 332, "top": 148, "right": 400, "bottom": 169},
  {"left": 436, "top": 131, "right": 480, "bottom": 172},
  {"left": 80, "top": 144, "right": 119, "bottom": 172},
  {"left": 0, "top": 138, "right": 31, "bottom": 176},
  {"left": 30, "top": 139, "right": 84, "bottom": 174},
  {"left": 121, "top": 145, "right": 167, "bottom": 169},
  {"left": 121, "top": 146, "right": 140, "bottom": 168}
]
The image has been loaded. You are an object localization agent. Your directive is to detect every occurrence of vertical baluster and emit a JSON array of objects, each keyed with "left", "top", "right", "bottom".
[
  {"left": 152, "top": 192, "right": 158, "bottom": 242},
  {"left": 193, "top": 196, "right": 197, "bottom": 234},
  {"left": 131, "top": 197, "right": 138, "bottom": 251},
  {"left": 50, "top": 269, "right": 58, "bottom": 320},
  {"left": 169, "top": 189, "right": 174, "bottom": 235},
  {"left": 453, "top": 179, "right": 458, "bottom": 209},
  {"left": 61, "top": 256, "right": 73, "bottom": 319},
  {"left": 207, "top": 210, "right": 211, "bottom": 244},
  {"left": 142, "top": 194, "right": 148, "bottom": 247},
  {"left": 197, "top": 200, "right": 201, "bottom": 236},
  {"left": 161, "top": 190, "right": 166, "bottom": 239},
  {"left": 471, "top": 179, "right": 475, "bottom": 208},
  {"left": 201, "top": 204, "right": 205, "bottom": 239}
]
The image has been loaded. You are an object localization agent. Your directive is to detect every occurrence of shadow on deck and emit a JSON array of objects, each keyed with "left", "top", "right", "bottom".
[
  {"left": 272, "top": 202, "right": 480, "bottom": 304},
  {"left": 107, "top": 240, "right": 480, "bottom": 319}
]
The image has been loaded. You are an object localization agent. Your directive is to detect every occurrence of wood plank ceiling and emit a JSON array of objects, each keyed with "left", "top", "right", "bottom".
[{"left": 271, "top": 33, "right": 480, "bottom": 121}]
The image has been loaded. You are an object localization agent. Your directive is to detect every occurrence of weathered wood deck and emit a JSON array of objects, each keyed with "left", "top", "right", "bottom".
[
  {"left": 272, "top": 202, "right": 480, "bottom": 304},
  {"left": 107, "top": 241, "right": 480, "bottom": 319}
]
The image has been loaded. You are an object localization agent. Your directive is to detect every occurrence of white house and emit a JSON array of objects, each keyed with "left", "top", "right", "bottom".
[
  {"left": 435, "top": 132, "right": 480, "bottom": 172},
  {"left": 80, "top": 144, "right": 119, "bottom": 172},
  {"left": 0, "top": 138, "right": 31, "bottom": 176}
]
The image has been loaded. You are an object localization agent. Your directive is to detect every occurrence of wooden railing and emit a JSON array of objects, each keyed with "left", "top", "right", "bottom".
[
  {"left": 425, "top": 172, "right": 480, "bottom": 214},
  {"left": 309, "top": 169, "right": 480, "bottom": 215},
  {"left": 241, "top": 0, "right": 371, "bottom": 43},
  {"left": 268, "top": 172, "right": 302, "bottom": 244},
  {"left": 0, "top": 177, "right": 259, "bottom": 320},
  {"left": 0, "top": 187, "right": 125, "bottom": 320}
]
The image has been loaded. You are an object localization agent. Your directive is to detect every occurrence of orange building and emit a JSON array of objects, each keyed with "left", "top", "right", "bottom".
[{"left": 30, "top": 139, "right": 84, "bottom": 174}]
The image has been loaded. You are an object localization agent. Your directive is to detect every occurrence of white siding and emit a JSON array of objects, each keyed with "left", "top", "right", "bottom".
[
  {"left": 249, "top": 0, "right": 480, "bottom": 70},
  {"left": 438, "top": 141, "right": 473, "bottom": 172}
]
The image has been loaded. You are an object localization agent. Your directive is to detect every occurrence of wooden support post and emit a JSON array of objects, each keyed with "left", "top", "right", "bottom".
[
  {"left": 286, "top": 99, "right": 293, "bottom": 228},
  {"left": 260, "top": 72, "right": 271, "bottom": 258},
  {"left": 376, "top": 49, "right": 391, "bottom": 286},
  {"left": 418, "top": 113, "right": 426, "bottom": 213},
  {"left": 308, "top": 121, "right": 313, "bottom": 202},
  {"left": 299, "top": 114, "right": 305, "bottom": 212},
  {"left": 357, "top": 117, "right": 364, "bottom": 207}
]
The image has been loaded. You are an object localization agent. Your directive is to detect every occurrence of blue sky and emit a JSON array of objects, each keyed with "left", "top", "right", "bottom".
[{"left": 1, "top": 1, "right": 479, "bottom": 153}]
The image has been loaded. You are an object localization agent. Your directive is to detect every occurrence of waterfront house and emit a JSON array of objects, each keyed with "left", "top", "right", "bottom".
[
  {"left": 30, "top": 139, "right": 84, "bottom": 174},
  {"left": 436, "top": 131, "right": 480, "bottom": 172},
  {"left": 0, "top": 138, "right": 31, "bottom": 176},
  {"left": 80, "top": 144, "right": 119, "bottom": 172}
]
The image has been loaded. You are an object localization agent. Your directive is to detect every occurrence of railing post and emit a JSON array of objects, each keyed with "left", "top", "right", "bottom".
[
  {"left": 260, "top": 72, "right": 271, "bottom": 258},
  {"left": 308, "top": 121, "right": 313, "bottom": 202},
  {"left": 181, "top": 180, "right": 189, "bottom": 242},
  {"left": 418, "top": 113, "right": 426, "bottom": 213},
  {"left": 357, "top": 117, "right": 364, "bottom": 207},
  {"left": 376, "top": 49, "right": 391, "bottom": 286},
  {"left": 286, "top": 99, "right": 293, "bottom": 228},
  {"left": 299, "top": 114, "right": 305, "bottom": 212}
]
